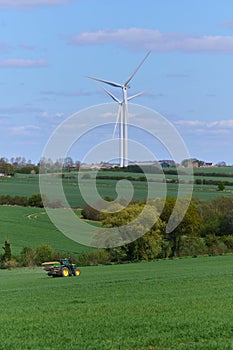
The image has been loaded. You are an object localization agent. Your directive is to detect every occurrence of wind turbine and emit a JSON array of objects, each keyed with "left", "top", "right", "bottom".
[
  {"left": 87, "top": 51, "right": 151, "bottom": 167},
  {"left": 97, "top": 83, "right": 144, "bottom": 166}
]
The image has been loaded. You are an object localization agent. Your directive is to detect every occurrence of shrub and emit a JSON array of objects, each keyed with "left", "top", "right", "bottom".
[
  {"left": 20, "top": 245, "right": 80, "bottom": 267},
  {"left": 2, "top": 241, "right": 12, "bottom": 261},
  {"left": 78, "top": 249, "right": 111, "bottom": 266},
  {"left": 33, "top": 244, "right": 54, "bottom": 265},
  {"left": 20, "top": 247, "right": 36, "bottom": 266},
  {"left": 178, "top": 236, "right": 207, "bottom": 257},
  {"left": 2, "top": 258, "right": 19, "bottom": 269},
  {"left": 81, "top": 173, "right": 91, "bottom": 179},
  {"left": 205, "top": 235, "right": 228, "bottom": 255},
  {"left": 21, "top": 244, "right": 55, "bottom": 266},
  {"left": 28, "top": 193, "right": 43, "bottom": 207},
  {"left": 81, "top": 204, "right": 100, "bottom": 221},
  {"left": 13, "top": 196, "right": 29, "bottom": 206},
  {"left": 221, "top": 236, "right": 233, "bottom": 250},
  {"left": 217, "top": 181, "right": 225, "bottom": 191}
]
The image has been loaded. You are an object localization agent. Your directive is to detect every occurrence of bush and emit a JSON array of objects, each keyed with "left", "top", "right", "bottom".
[
  {"left": 178, "top": 236, "right": 207, "bottom": 257},
  {"left": 2, "top": 240, "right": 12, "bottom": 261},
  {"left": 1, "top": 258, "right": 19, "bottom": 269},
  {"left": 20, "top": 244, "right": 55, "bottom": 266},
  {"left": 221, "top": 236, "right": 233, "bottom": 250},
  {"left": 20, "top": 245, "right": 80, "bottom": 267},
  {"left": 28, "top": 194, "right": 43, "bottom": 207},
  {"left": 20, "top": 247, "right": 36, "bottom": 266},
  {"left": 81, "top": 173, "right": 91, "bottom": 179},
  {"left": 205, "top": 235, "right": 228, "bottom": 255},
  {"left": 78, "top": 249, "right": 111, "bottom": 266},
  {"left": 33, "top": 244, "right": 54, "bottom": 265}
]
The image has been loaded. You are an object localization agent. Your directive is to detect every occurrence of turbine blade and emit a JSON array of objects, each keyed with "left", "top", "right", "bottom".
[
  {"left": 97, "top": 83, "right": 121, "bottom": 104},
  {"left": 127, "top": 91, "right": 144, "bottom": 101},
  {"left": 124, "top": 51, "right": 151, "bottom": 87},
  {"left": 112, "top": 105, "right": 121, "bottom": 139},
  {"left": 86, "top": 75, "right": 123, "bottom": 88}
]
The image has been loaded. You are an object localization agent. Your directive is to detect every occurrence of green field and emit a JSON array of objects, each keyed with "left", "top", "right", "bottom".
[
  {"left": 0, "top": 255, "right": 232, "bottom": 350},
  {"left": 0, "top": 206, "right": 89, "bottom": 257},
  {"left": 193, "top": 166, "right": 233, "bottom": 174},
  {"left": 0, "top": 169, "right": 233, "bottom": 208},
  {"left": 0, "top": 171, "right": 232, "bottom": 256}
]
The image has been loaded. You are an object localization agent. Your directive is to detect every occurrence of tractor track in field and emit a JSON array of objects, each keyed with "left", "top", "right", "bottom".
[
  {"left": 27, "top": 207, "right": 83, "bottom": 220},
  {"left": 27, "top": 212, "right": 47, "bottom": 220}
]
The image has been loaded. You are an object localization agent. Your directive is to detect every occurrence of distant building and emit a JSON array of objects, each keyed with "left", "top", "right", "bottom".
[
  {"left": 160, "top": 162, "right": 170, "bottom": 168},
  {"left": 202, "top": 162, "right": 213, "bottom": 167},
  {"left": 159, "top": 160, "right": 176, "bottom": 168},
  {"left": 187, "top": 161, "right": 199, "bottom": 168}
]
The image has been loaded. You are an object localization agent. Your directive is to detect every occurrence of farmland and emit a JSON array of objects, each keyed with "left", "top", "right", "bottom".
[
  {"left": 0, "top": 169, "right": 232, "bottom": 349},
  {"left": 0, "top": 168, "right": 233, "bottom": 257},
  {"left": 0, "top": 206, "right": 89, "bottom": 257},
  {"left": 0, "top": 255, "right": 232, "bottom": 350},
  {"left": 0, "top": 167, "right": 233, "bottom": 208}
]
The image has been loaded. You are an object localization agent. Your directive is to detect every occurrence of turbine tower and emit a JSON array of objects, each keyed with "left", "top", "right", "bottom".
[
  {"left": 87, "top": 51, "right": 151, "bottom": 167},
  {"left": 97, "top": 84, "right": 144, "bottom": 167}
]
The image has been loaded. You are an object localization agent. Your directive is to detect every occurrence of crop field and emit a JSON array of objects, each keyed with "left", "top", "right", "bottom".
[
  {"left": 193, "top": 166, "right": 233, "bottom": 174},
  {"left": 0, "top": 255, "right": 232, "bottom": 350},
  {"left": 1, "top": 168, "right": 233, "bottom": 208},
  {"left": 0, "top": 176, "right": 39, "bottom": 197},
  {"left": 0, "top": 206, "right": 90, "bottom": 257}
]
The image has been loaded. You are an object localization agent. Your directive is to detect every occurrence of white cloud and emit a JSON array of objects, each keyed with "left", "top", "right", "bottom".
[
  {"left": 55, "top": 112, "right": 64, "bottom": 118},
  {"left": 41, "top": 111, "right": 50, "bottom": 118},
  {"left": 175, "top": 118, "right": 233, "bottom": 136},
  {"left": 207, "top": 119, "right": 233, "bottom": 127},
  {"left": 10, "top": 125, "right": 40, "bottom": 136},
  {"left": 0, "top": 58, "right": 48, "bottom": 67},
  {"left": 41, "top": 111, "right": 65, "bottom": 119},
  {"left": 175, "top": 120, "right": 204, "bottom": 127},
  {"left": 70, "top": 28, "right": 233, "bottom": 54},
  {"left": 0, "top": 0, "right": 70, "bottom": 8}
]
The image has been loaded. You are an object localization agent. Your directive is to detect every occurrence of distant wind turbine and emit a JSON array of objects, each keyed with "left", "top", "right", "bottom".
[
  {"left": 97, "top": 83, "right": 144, "bottom": 166},
  {"left": 87, "top": 51, "right": 151, "bottom": 167}
]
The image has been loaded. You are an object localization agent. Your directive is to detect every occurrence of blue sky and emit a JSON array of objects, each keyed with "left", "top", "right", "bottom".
[{"left": 1, "top": 0, "right": 233, "bottom": 164}]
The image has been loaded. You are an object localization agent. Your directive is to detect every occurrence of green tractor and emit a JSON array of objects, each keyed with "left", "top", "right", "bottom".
[{"left": 42, "top": 258, "right": 81, "bottom": 277}]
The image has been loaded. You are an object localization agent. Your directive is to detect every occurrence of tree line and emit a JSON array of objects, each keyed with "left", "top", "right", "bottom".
[
  {"left": 81, "top": 195, "right": 233, "bottom": 263},
  {"left": 1, "top": 193, "right": 233, "bottom": 267}
]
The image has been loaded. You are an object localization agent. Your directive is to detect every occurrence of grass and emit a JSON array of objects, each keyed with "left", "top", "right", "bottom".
[
  {"left": 0, "top": 255, "right": 232, "bottom": 349},
  {"left": 1, "top": 171, "right": 233, "bottom": 208},
  {"left": 0, "top": 206, "right": 90, "bottom": 257}
]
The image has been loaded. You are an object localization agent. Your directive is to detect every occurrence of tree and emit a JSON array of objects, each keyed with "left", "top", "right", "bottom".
[
  {"left": 156, "top": 198, "right": 201, "bottom": 257},
  {"left": 2, "top": 241, "right": 11, "bottom": 261},
  {"left": 63, "top": 157, "right": 74, "bottom": 172},
  {"left": 217, "top": 181, "right": 225, "bottom": 191},
  {"left": 216, "top": 161, "right": 226, "bottom": 167},
  {"left": 219, "top": 215, "right": 233, "bottom": 236},
  {"left": 28, "top": 194, "right": 43, "bottom": 207},
  {"left": 99, "top": 202, "right": 163, "bottom": 261},
  {"left": 196, "top": 196, "right": 233, "bottom": 238},
  {"left": 0, "top": 158, "right": 14, "bottom": 176},
  {"left": 211, "top": 196, "right": 233, "bottom": 216}
]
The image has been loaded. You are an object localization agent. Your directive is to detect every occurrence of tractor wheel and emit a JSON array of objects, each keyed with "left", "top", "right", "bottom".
[
  {"left": 61, "top": 267, "right": 69, "bottom": 277},
  {"left": 73, "top": 268, "right": 81, "bottom": 277}
]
